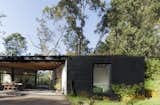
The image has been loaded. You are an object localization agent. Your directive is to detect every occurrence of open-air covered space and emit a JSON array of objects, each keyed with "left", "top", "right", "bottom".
[{"left": 0, "top": 56, "right": 67, "bottom": 97}]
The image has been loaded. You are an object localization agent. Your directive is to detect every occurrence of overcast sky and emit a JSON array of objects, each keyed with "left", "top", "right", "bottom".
[{"left": 0, "top": 0, "right": 110, "bottom": 55}]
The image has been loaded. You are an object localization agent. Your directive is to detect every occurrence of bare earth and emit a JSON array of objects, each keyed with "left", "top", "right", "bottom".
[{"left": 0, "top": 90, "right": 70, "bottom": 105}]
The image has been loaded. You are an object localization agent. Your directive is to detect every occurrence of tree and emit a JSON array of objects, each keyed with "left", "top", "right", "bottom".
[
  {"left": 3, "top": 33, "right": 27, "bottom": 56},
  {"left": 0, "top": 14, "right": 6, "bottom": 55},
  {"left": 94, "top": 41, "right": 108, "bottom": 55},
  {"left": 0, "top": 13, "right": 6, "bottom": 34},
  {"left": 96, "top": 0, "right": 160, "bottom": 57},
  {"left": 31, "top": 18, "right": 65, "bottom": 55},
  {"left": 63, "top": 31, "right": 91, "bottom": 55},
  {"left": 36, "top": 18, "right": 54, "bottom": 55},
  {"left": 43, "top": 0, "right": 106, "bottom": 55}
]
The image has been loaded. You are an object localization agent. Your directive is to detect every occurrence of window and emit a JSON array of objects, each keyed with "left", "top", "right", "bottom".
[{"left": 93, "top": 64, "right": 111, "bottom": 93}]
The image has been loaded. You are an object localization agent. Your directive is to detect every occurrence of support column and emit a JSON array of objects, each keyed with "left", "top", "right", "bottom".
[
  {"left": 35, "top": 71, "right": 37, "bottom": 88},
  {"left": 0, "top": 71, "right": 1, "bottom": 84},
  {"left": 51, "top": 70, "right": 55, "bottom": 89},
  {"left": 11, "top": 69, "right": 15, "bottom": 82}
]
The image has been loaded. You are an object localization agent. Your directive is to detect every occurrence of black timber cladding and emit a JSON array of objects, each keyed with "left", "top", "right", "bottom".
[{"left": 67, "top": 56, "right": 144, "bottom": 94}]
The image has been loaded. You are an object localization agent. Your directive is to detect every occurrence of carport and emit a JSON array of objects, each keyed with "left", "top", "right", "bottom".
[{"left": 0, "top": 56, "right": 67, "bottom": 94}]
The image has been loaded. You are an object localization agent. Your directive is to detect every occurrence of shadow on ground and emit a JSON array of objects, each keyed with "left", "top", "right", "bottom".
[{"left": 0, "top": 94, "right": 70, "bottom": 105}]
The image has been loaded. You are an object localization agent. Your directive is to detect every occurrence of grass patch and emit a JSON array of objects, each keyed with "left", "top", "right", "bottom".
[
  {"left": 67, "top": 95, "right": 160, "bottom": 105},
  {"left": 67, "top": 95, "right": 124, "bottom": 105},
  {"left": 67, "top": 95, "right": 89, "bottom": 105},
  {"left": 133, "top": 97, "right": 160, "bottom": 105}
]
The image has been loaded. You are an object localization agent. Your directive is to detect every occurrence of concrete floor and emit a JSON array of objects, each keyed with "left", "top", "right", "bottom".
[{"left": 0, "top": 90, "right": 70, "bottom": 105}]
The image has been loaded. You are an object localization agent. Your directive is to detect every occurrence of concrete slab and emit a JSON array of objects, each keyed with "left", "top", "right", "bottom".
[{"left": 0, "top": 90, "right": 70, "bottom": 105}]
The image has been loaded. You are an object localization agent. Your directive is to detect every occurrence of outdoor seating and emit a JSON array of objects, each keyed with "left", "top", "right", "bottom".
[{"left": 2, "top": 82, "right": 23, "bottom": 91}]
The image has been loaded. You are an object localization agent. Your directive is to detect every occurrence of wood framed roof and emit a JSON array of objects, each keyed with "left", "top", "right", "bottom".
[
  {"left": 0, "top": 56, "right": 67, "bottom": 62},
  {"left": 0, "top": 61, "right": 63, "bottom": 70},
  {"left": 0, "top": 56, "right": 67, "bottom": 70}
]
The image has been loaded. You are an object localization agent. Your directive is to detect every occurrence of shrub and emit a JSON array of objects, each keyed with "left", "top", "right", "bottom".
[
  {"left": 93, "top": 86, "right": 103, "bottom": 94},
  {"left": 145, "top": 58, "right": 160, "bottom": 80},
  {"left": 54, "top": 81, "right": 61, "bottom": 90},
  {"left": 145, "top": 58, "right": 160, "bottom": 96},
  {"left": 111, "top": 83, "right": 143, "bottom": 103}
]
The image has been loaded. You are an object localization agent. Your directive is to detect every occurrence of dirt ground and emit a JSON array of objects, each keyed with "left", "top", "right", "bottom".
[{"left": 0, "top": 91, "right": 70, "bottom": 105}]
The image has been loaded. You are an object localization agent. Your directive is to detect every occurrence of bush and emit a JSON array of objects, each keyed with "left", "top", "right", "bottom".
[
  {"left": 93, "top": 86, "right": 103, "bottom": 93},
  {"left": 145, "top": 58, "right": 160, "bottom": 80},
  {"left": 145, "top": 58, "right": 160, "bottom": 96},
  {"left": 111, "top": 83, "right": 143, "bottom": 103},
  {"left": 54, "top": 79, "right": 61, "bottom": 90}
]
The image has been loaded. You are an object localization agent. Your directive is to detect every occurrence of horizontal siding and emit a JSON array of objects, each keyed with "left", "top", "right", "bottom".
[{"left": 67, "top": 56, "right": 144, "bottom": 95}]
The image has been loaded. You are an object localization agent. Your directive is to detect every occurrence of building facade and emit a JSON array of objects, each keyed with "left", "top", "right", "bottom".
[{"left": 0, "top": 56, "right": 144, "bottom": 95}]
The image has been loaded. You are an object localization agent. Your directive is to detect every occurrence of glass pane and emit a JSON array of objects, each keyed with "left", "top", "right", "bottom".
[{"left": 93, "top": 64, "right": 111, "bottom": 93}]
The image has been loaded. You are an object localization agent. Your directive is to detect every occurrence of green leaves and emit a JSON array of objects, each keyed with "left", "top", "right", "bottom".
[
  {"left": 3, "top": 33, "right": 27, "bottom": 56},
  {"left": 112, "top": 83, "right": 143, "bottom": 102},
  {"left": 145, "top": 58, "right": 160, "bottom": 91},
  {"left": 96, "top": 0, "right": 160, "bottom": 57},
  {"left": 43, "top": 0, "right": 106, "bottom": 55},
  {"left": 145, "top": 58, "right": 160, "bottom": 80}
]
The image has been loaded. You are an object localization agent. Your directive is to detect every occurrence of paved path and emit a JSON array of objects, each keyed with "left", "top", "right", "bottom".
[{"left": 0, "top": 90, "right": 70, "bottom": 105}]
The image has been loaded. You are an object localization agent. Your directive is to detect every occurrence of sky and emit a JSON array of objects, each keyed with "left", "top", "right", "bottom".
[{"left": 0, "top": 0, "right": 110, "bottom": 55}]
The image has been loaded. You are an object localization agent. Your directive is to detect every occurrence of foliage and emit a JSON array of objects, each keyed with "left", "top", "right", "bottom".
[
  {"left": 67, "top": 95, "right": 124, "bottom": 105},
  {"left": 145, "top": 58, "right": 160, "bottom": 80},
  {"left": 54, "top": 78, "right": 61, "bottom": 90},
  {"left": 111, "top": 83, "right": 143, "bottom": 102},
  {"left": 43, "top": 0, "right": 106, "bottom": 55},
  {"left": 3, "top": 33, "right": 27, "bottom": 56},
  {"left": 36, "top": 18, "right": 53, "bottom": 55},
  {"left": 93, "top": 86, "right": 103, "bottom": 94},
  {"left": 66, "top": 51, "right": 77, "bottom": 56},
  {"left": 0, "top": 52, "right": 5, "bottom": 56},
  {"left": 94, "top": 41, "right": 109, "bottom": 55},
  {"left": 96, "top": 0, "right": 160, "bottom": 57},
  {"left": 37, "top": 71, "right": 51, "bottom": 86},
  {"left": 0, "top": 14, "right": 6, "bottom": 35},
  {"left": 0, "top": 14, "right": 6, "bottom": 25},
  {"left": 67, "top": 95, "right": 160, "bottom": 105},
  {"left": 63, "top": 32, "right": 91, "bottom": 55},
  {"left": 145, "top": 58, "right": 160, "bottom": 92},
  {"left": 54, "top": 82, "right": 61, "bottom": 90},
  {"left": 34, "top": 18, "right": 63, "bottom": 55}
]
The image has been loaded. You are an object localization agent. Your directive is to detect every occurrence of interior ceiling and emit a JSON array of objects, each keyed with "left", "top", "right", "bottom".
[{"left": 0, "top": 61, "right": 63, "bottom": 70}]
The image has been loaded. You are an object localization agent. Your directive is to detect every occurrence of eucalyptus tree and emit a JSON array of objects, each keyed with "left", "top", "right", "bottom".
[
  {"left": 31, "top": 18, "right": 66, "bottom": 55},
  {"left": 43, "top": 0, "right": 106, "bottom": 55},
  {"left": 96, "top": 0, "right": 160, "bottom": 57},
  {"left": 36, "top": 18, "right": 54, "bottom": 55}
]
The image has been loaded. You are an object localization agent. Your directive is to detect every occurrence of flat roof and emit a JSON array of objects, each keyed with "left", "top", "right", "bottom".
[
  {"left": 0, "top": 55, "right": 145, "bottom": 70},
  {"left": 0, "top": 56, "right": 67, "bottom": 70},
  {"left": 0, "top": 56, "right": 67, "bottom": 62}
]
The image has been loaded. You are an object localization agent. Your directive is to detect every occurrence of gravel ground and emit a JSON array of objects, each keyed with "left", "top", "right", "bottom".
[{"left": 0, "top": 90, "right": 70, "bottom": 105}]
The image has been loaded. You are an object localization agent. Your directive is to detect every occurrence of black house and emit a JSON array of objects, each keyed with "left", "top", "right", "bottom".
[
  {"left": 0, "top": 56, "right": 144, "bottom": 95},
  {"left": 66, "top": 56, "right": 144, "bottom": 95}
]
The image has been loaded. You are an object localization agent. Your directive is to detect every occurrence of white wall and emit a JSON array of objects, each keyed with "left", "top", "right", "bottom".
[
  {"left": 61, "top": 60, "right": 67, "bottom": 95},
  {"left": 2, "top": 74, "right": 12, "bottom": 83}
]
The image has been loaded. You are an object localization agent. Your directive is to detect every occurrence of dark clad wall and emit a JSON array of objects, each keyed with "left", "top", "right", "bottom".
[{"left": 67, "top": 56, "right": 144, "bottom": 95}]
